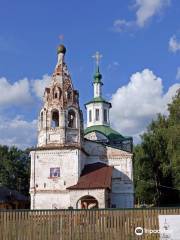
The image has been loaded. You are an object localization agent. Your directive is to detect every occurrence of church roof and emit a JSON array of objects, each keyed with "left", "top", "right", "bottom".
[
  {"left": 67, "top": 162, "right": 113, "bottom": 190},
  {"left": 85, "top": 96, "right": 111, "bottom": 107},
  {"left": 84, "top": 125, "right": 132, "bottom": 142}
]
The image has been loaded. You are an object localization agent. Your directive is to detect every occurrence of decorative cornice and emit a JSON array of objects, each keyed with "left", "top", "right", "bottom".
[{"left": 30, "top": 145, "right": 89, "bottom": 156}]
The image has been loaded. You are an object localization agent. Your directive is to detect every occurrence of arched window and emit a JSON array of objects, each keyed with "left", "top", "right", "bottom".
[
  {"left": 68, "top": 110, "right": 76, "bottom": 128},
  {"left": 41, "top": 112, "right": 43, "bottom": 128},
  {"left": 51, "top": 110, "right": 59, "bottom": 128},
  {"left": 53, "top": 87, "right": 61, "bottom": 99}
]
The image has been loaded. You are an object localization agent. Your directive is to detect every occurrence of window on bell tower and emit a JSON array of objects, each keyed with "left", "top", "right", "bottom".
[
  {"left": 89, "top": 110, "right": 92, "bottom": 122},
  {"left": 68, "top": 110, "right": 76, "bottom": 128},
  {"left": 51, "top": 110, "right": 59, "bottom": 128},
  {"left": 104, "top": 109, "right": 107, "bottom": 123},
  {"left": 95, "top": 109, "right": 99, "bottom": 121}
]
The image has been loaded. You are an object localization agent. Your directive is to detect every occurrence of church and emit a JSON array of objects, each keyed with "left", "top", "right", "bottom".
[{"left": 30, "top": 45, "right": 134, "bottom": 209}]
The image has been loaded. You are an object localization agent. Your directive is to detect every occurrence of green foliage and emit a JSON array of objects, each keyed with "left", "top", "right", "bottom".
[
  {"left": 0, "top": 145, "right": 30, "bottom": 196},
  {"left": 134, "top": 89, "right": 180, "bottom": 206},
  {"left": 167, "top": 90, "right": 180, "bottom": 191}
]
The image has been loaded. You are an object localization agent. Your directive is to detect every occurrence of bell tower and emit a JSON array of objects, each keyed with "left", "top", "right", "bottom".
[
  {"left": 37, "top": 45, "right": 84, "bottom": 147},
  {"left": 85, "top": 51, "right": 111, "bottom": 128}
]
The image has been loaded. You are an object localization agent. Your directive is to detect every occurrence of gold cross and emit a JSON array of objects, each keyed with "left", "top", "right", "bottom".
[{"left": 92, "top": 51, "right": 103, "bottom": 67}]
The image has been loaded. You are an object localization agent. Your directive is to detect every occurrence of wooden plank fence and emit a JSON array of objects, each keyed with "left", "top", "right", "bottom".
[{"left": 0, "top": 208, "right": 180, "bottom": 240}]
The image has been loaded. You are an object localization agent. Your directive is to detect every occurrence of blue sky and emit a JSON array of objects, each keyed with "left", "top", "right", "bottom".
[{"left": 0, "top": 0, "right": 180, "bottom": 148}]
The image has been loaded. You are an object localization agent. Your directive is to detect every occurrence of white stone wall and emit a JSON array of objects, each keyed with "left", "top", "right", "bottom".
[
  {"left": 30, "top": 139, "right": 134, "bottom": 209},
  {"left": 30, "top": 148, "right": 82, "bottom": 209},
  {"left": 32, "top": 191, "right": 70, "bottom": 209},
  {"left": 69, "top": 189, "right": 106, "bottom": 209}
]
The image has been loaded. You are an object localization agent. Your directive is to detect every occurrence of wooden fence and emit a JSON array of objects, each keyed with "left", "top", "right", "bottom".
[{"left": 0, "top": 208, "right": 180, "bottom": 240}]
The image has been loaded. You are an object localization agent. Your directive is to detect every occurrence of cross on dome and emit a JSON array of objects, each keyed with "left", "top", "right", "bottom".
[{"left": 92, "top": 51, "right": 103, "bottom": 67}]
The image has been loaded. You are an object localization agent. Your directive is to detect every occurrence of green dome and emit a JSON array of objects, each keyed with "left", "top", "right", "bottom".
[
  {"left": 93, "top": 66, "right": 102, "bottom": 83},
  {"left": 94, "top": 71, "right": 102, "bottom": 80},
  {"left": 57, "top": 44, "right": 66, "bottom": 54}
]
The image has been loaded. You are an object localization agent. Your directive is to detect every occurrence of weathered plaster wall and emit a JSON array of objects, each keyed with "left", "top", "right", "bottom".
[
  {"left": 32, "top": 191, "right": 70, "bottom": 209},
  {"left": 30, "top": 149, "right": 82, "bottom": 209},
  {"left": 30, "top": 138, "right": 134, "bottom": 209}
]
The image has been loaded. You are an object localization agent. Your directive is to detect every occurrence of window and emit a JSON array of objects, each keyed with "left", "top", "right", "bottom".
[
  {"left": 51, "top": 110, "right": 59, "bottom": 127},
  {"left": 104, "top": 109, "right": 107, "bottom": 123},
  {"left": 68, "top": 110, "right": 76, "bottom": 128},
  {"left": 95, "top": 109, "right": 99, "bottom": 121},
  {"left": 53, "top": 87, "right": 61, "bottom": 99},
  {"left": 40, "top": 112, "right": 43, "bottom": 128},
  {"left": 89, "top": 110, "right": 92, "bottom": 122},
  {"left": 50, "top": 168, "right": 60, "bottom": 178}
]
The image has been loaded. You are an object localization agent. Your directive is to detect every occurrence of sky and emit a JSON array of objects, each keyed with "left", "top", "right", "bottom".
[{"left": 0, "top": 0, "right": 180, "bottom": 148}]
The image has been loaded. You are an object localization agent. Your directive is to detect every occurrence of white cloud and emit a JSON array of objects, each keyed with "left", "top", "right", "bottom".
[
  {"left": 110, "top": 69, "right": 180, "bottom": 143},
  {"left": 176, "top": 67, "right": 180, "bottom": 80},
  {"left": 169, "top": 35, "right": 180, "bottom": 53},
  {"left": 107, "top": 61, "right": 120, "bottom": 71},
  {"left": 0, "top": 115, "right": 37, "bottom": 149},
  {"left": 0, "top": 72, "right": 54, "bottom": 149},
  {"left": 32, "top": 74, "right": 51, "bottom": 98},
  {"left": 112, "top": 19, "right": 133, "bottom": 32},
  {"left": 0, "top": 77, "right": 32, "bottom": 107},
  {"left": 136, "top": 0, "right": 170, "bottom": 27},
  {"left": 0, "top": 73, "right": 52, "bottom": 148},
  {"left": 113, "top": 0, "right": 170, "bottom": 31}
]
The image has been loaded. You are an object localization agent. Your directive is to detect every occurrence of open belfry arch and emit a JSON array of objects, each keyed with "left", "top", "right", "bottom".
[{"left": 30, "top": 45, "right": 134, "bottom": 209}]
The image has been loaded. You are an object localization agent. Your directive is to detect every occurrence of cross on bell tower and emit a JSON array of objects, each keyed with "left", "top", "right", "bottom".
[{"left": 92, "top": 51, "right": 103, "bottom": 69}]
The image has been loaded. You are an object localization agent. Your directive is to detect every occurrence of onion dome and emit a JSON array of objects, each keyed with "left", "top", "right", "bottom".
[{"left": 57, "top": 44, "right": 66, "bottom": 54}]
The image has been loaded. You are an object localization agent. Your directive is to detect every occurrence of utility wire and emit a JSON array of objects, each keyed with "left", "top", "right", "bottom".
[{"left": 138, "top": 179, "right": 180, "bottom": 191}]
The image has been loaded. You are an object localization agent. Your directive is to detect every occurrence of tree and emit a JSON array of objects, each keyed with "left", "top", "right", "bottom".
[
  {"left": 133, "top": 89, "right": 180, "bottom": 206},
  {"left": 0, "top": 146, "right": 30, "bottom": 196},
  {"left": 167, "top": 90, "right": 180, "bottom": 195}
]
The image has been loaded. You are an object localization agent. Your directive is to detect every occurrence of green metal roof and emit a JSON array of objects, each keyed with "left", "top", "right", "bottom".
[
  {"left": 85, "top": 96, "right": 112, "bottom": 107},
  {"left": 84, "top": 125, "right": 131, "bottom": 141}
]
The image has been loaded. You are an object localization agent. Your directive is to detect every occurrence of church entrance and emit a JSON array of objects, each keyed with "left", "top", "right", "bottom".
[{"left": 77, "top": 195, "right": 98, "bottom": 209}]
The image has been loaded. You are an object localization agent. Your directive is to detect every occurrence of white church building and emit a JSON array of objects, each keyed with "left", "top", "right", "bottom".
[{"left": 30, "top": 45, "right": 134, "bottom": 209}]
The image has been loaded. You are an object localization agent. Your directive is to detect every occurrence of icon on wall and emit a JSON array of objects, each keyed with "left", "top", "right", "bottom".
[{"left": 50, "top": 167, "right": 60, "bottom": 178}]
